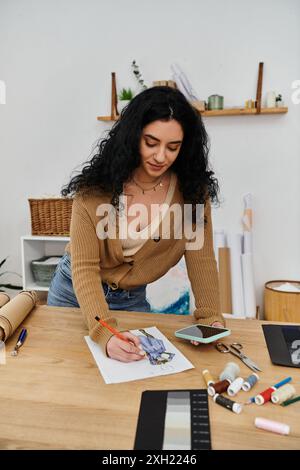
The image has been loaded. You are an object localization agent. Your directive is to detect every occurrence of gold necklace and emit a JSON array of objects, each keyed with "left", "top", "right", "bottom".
[{"left": 132, "top": 175, "right": 164, "bottom": 195}]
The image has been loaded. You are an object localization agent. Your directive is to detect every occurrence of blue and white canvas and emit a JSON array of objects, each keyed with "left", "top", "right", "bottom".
[{"left": 146, "top": 256, "right": 191, "bottom": 315}]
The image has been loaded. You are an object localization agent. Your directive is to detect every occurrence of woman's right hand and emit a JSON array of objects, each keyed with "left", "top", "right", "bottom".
[{"left": 106, "top": 331, "right": 147, "bottom": 362}]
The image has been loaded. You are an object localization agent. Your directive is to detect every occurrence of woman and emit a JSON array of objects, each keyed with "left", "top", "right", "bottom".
[{"left": 47, "top": 86, "right": 224, "bottom": 362}]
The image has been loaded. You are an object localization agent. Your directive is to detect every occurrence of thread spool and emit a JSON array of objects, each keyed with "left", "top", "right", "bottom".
[
  {"left": 208, "top": 379, "right": 231, "bottom": 397},
  {"left": 213, "top": 394, "right": 243, "bottom": 414},
  {"left": 271, "top": 384, "right": 296, "bottom": 404},
  {"left": 242, "top": 373, "right": 259, "bottom": 391},
  {"left": 227, "top": 377, "right": 244, "bottom": 397},
  {"left": 219, "top": 362, "right": 240, "bottom": 383},
  {"left": 255, "top": 387, "right": 275, "bottom": 405},
  {"left": 255, "top": 417, "right": 290, "bottom": 435},
  {"left": 202, "top": 369, "right": 215, "bottom": 387}
]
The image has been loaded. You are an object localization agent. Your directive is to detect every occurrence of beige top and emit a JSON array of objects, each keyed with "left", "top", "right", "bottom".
[
  {"left": 64, "top": 176, "right": 223, "bottom": 353},
  {"left": 119, "top": 172, "right": 177, "bottom": 257}
]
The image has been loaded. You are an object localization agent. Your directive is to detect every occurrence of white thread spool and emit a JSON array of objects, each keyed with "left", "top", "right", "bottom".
[
  {"left": 219, "top": 362, "right": 240, "bottom": 382},
  {"left": 227, "top": 377, "right": 244, "bottom": 397},
  {"left": 255, "top": 417, "right": 290, "bottom": 435},
  {"left": 271, "top": 384, "right": 296, "bottom": 404}
]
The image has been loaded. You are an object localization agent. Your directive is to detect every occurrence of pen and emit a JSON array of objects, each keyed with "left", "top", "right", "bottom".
[
  {"left": 281, "top": 396, "right": 300, "bottom": 407},
  {"left": 274, "top": 377, "right": 292, "bottom": 388},
  {"left": 11, "top": 328, "right": 27, "bottom": 356},
  {"left": 246, "top": 377, "right": 292, "bottom": 404},
  {"left": 95, "top": 316, "right": 132, "bottom": 344}
]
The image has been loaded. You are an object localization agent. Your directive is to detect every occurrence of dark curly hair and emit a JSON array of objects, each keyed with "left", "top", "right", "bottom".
[{"left": 61, "top": 86, "right": 220, "bottom": 215}]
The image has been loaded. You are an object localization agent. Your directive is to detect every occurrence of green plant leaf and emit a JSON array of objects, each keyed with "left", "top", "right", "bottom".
[
  {"left": 118, "top": 87, "right": 133, "bottom": 100},
  {"left": 0, "top": 283, "right": 23, "bottom": 290},
  {"left": 0, "top": 257, "right": 8, "bottom": 269}
]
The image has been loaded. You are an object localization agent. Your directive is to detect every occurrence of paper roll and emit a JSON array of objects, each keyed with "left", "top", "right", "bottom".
[
  {"left": 243, "top": 231, "right": 253, "bottom": 254},
  {"left": 218, "top": 247, "right": 232, "bottom": 314},
  {"left": 227, "top": 234, "right": 245, "bottom": 317},
  {"left": 0, "top": 291, "right": 37, "bottom": 341},
  {"left": 0, "top": 292, "right": 10, "bottom": 308},
  {"left": 242, "top": 253, "right": 256, "bottom": 318},
  {"left": 214, "top": 230, "right": 226, "bottom": 270},
  {"left": 242, "top": 193, "right": 253, "bottom": 231}
]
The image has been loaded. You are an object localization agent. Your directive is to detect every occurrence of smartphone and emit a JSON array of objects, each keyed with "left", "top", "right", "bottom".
[{"left": 175, "top": 324, "right": 231, "bottom": 343}]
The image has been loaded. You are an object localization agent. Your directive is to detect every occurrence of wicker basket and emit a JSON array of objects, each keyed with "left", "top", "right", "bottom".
[{"left": 28, "top": 198, "right": 73, "bottom": 236}]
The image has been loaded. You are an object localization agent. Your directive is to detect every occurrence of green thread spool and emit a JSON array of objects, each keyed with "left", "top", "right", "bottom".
[{"left": 208, "top": 94, "right": 224, "bottom": 110}]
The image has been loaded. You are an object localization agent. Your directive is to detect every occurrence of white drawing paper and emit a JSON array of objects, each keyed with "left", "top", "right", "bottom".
[{"left": 84, "top": 326, "right": 194, "bottom": 384}]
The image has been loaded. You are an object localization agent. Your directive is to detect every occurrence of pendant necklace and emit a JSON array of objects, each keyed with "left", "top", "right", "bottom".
[{"left": 132, "top": 176, "right": 164, "bottom": 194}]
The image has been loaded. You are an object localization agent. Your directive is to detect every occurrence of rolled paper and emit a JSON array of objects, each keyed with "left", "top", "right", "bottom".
[
  {"left": 213, "top": 230, "right": 226, "bottom": 271},
  {"left": 243, "top": 231, "right": 253, "bottom": 254},
  {"left": 242, "top": 253, "right": 257, "bottom": 319},
  {"left": 0, "top": 291, "right": 37, "bottom": 341},
  {"left": 255, "top": 417, "right": 290, "bottom": 436},
  {"left": 242, "top": 208, "right": 252, "bottom": 232},
  {"left": 0, "top": 292, "right": 10, "bottom": 308},
  {"left": 218, "top": 247, "right": 232, "bottom": 314},
  {"left": 242, "top": 194, "right": 253, "bottom": 231},
  {"left": 227, "top": 233, "right": 245, "bottom": 317}
]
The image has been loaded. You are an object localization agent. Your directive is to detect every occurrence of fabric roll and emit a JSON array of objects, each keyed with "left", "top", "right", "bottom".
[
  {"left": 0, "top": 292, "right": 10, "bottom": 308},
  {"left": 218, "top": 247, "right": 232, "bottom": 314},
  {"left": 0, "top": 290, "right": 37, "bottom": 341},
  {"left": 227, "top": 233, "right": 245, "bottom": 317}
]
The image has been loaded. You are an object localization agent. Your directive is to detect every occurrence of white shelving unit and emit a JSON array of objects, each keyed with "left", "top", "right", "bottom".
[{"left": 21, "top": 236, "right": 70, "bottom": 292}]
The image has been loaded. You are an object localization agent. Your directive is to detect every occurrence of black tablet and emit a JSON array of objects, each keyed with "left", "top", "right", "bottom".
[{"left": 262, "top": 324, "right": 300, "bottom": 368}]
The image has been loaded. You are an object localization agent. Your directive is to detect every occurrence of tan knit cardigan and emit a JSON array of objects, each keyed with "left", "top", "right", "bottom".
[{"left": 65, "top": 178, "right": 223, "bottom": 352}]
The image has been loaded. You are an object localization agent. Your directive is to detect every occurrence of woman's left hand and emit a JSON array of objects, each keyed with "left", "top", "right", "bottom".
[{"left": 191, "top": 321, "right": 224, "bottom": 346}]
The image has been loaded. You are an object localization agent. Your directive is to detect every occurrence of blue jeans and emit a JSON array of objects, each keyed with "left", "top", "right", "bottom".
[{"left": 47, "top": 252, "right": 151, "bottom": 312}]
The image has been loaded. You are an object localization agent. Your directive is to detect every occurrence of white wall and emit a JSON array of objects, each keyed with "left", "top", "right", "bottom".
[{"left": 0, "top": 0, "right": 299, "bottom": 313}]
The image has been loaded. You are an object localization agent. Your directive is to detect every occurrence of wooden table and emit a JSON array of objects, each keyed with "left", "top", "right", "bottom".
[{"left": 0, "top": 306, "right": 299, "bottom": 450}]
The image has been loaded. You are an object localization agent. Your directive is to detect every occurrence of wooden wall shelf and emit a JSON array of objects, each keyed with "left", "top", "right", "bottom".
[
  {"left": 201, "top": 107, "right": 288, "bottom": 117},
  {"left": 97, "top": 107, "right": 288, "bottom": 122},
  {"left": 98, "top": 66, "right": 288, "bottom": 122}
]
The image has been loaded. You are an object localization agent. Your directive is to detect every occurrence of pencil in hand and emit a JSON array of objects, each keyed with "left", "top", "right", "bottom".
[{"left": 95, "top": 316, "right": 132, "bottom": 344}]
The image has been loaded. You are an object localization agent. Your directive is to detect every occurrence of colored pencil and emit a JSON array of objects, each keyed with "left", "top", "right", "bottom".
[{"left": 95, "top": 316, "right": 131, "bottom": 344}]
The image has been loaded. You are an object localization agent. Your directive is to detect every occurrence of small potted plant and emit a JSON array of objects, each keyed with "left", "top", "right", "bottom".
[
  {"left": 0, "top": 257, "right": 22, "bottom": 292},
  {"left": 275, "top": 93, "right": 284, "bottom": 107},
  {"left": 118, "top": 87, "right": 134, "bottom": 114}
]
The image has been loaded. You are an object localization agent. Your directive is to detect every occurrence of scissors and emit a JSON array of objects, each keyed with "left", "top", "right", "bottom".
[{"left": 215, "top": 342, "right": 262, "bottom": 372}]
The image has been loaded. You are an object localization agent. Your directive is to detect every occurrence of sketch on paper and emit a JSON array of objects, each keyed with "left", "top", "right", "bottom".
[{"left": 138, "top": 329, "right": 175, "bottom": 365}]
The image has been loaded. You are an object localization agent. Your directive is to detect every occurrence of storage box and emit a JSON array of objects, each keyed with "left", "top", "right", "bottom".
[{"left": 31, "top": 256, "right": 62, "bottom": 287}]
